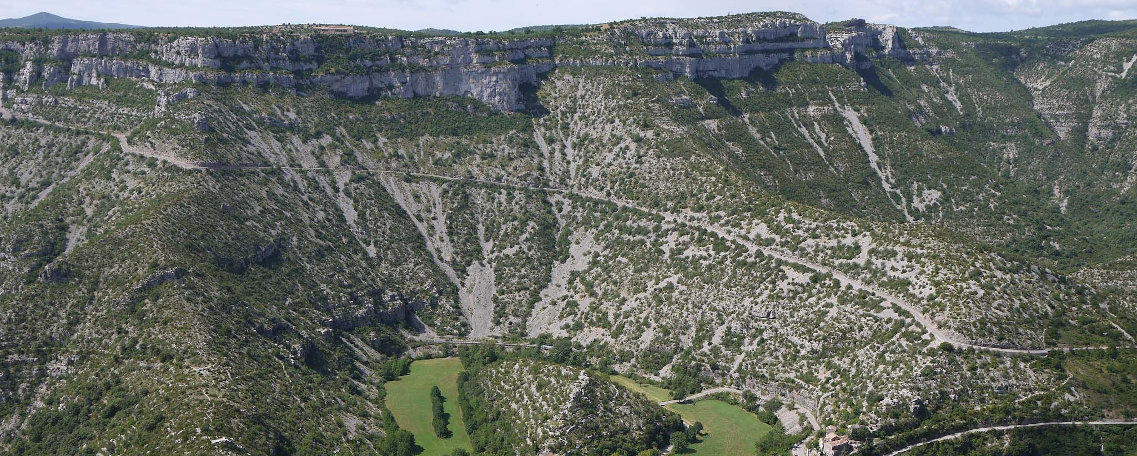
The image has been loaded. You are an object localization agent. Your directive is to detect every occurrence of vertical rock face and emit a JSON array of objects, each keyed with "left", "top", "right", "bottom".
[
  {"left": 622, "top": 18, "right": 824, "bottom": 79},
  {"left": 623, "top": 16, "right": 826, "bottom": 57},
  {"left": 607, "top": 14, "right": 908, "bottom": 77},
  {"left": 15, "top": 60, "right": 36, "bottom": 90},
  {"left": 614, "top": 14, "right": 825, "bottom": 78},
  {"left": 68, "top": 58, "right": 145, "bottom": 87},
  {"left": 15, "top": 61, "right": 69, "bottom": 89},
  {"left": 0, "top": 15, "right": 908, "bottom": 111},
  {"left": 154, "top": 36, "right": 224, "bottom": 68},
  {"left": 49, "top": 33, "right": 136, "bottom": 59},
  {"left": 825, "top": 22, "right": 910, "bottom": 67}
]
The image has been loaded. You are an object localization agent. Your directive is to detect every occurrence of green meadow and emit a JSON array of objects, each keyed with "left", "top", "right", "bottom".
[
  {"left": 611, "top": 376, "right": 773, "bottom": 455},
  {"left": 384, "top": 358, "right": 472, "bottom": 455}
]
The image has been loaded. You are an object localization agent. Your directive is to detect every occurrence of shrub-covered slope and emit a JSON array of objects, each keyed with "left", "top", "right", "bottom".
[
  {"left": 458, "top": 359, "right": 681, "bottom": 455},
  {"left": 0, "top": 12, "right": 1135, "bottom": 455}
]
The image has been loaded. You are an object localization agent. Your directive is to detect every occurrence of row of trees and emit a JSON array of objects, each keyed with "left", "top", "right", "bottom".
[{"left": 430, "top": 385, "right": 452, "bottom": 438}]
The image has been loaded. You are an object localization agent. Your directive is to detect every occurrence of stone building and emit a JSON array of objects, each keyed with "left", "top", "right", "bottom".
[{"left": 821, "top": 428, "right": 851, "bottom": 456}]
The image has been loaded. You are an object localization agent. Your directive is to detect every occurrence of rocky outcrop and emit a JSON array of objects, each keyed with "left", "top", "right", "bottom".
[
  {"left": 3, "top": 31, "right": 556, "bottom": 110},
  {"left": 38, "top": 261, "right": 72, "bottom": 284},
  {"left": 466, "top": 359, "right": 681, "bottom": 455},
  {"left": 191, "top": 112, "right": 211, "bottom": 131},
  {"left": 323, "top": 289, "right": 439, "bottom": 330},
  {"left": 315, "top": 62, "right": 554, "bottom": 107},
  {"left": 134, "top": 267, "right": 187, "bottom": 292},
  {"left": 2, "top": 16, "right": 912, "bottom": 111},
  {"left": 612, "top": 15, "right": 908, "bottom": 77},
  {"left": 624, "top": 16, "right": 826, "bottom": 58},
  {"left": 68, "top": 57, "right": 141, "bottom": 88},
  {"left": 154, "top": 87, "right": 199, "bottom": 115},
  {"left": 16, "top": 60, "right": 68, "bottom": 90},
  {"left": 825, "top": 22, "right": 912, "bottom": 67},
  {"left": 49, "top": 33, "right": 137, "bottom": 59}
]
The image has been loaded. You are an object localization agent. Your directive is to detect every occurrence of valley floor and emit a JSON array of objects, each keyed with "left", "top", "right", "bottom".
[
  {"left": 612, "top": 376, "right": 774, "bottom": 455},
  {"left": 383, "top": 358, "right": 473, "bottom": 455}
]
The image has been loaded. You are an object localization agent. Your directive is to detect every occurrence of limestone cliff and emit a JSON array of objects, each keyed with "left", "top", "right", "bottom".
[{"left": 1, "top": 14, "right": 908, "bottom": 111}]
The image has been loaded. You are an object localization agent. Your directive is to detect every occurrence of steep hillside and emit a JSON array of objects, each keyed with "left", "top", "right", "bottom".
[
  {"left": 0, "top": 12, "right": 1135, "bottom": 455},
  {"left": 0, "top": 119, "right": 464, "bottom": 454}
]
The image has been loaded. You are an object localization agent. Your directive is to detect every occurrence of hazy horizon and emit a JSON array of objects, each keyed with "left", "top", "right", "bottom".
[{"left": 1, "top": 0, "right": 1135, "bottom": 34}]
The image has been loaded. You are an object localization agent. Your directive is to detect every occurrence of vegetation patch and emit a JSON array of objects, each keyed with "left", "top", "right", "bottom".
[
  {"left": 458, "top": 358, "right": 681, "bottom": 455},
  {"left": 383, "top": 358, "right": 473, "bottom": 455},
  {"left": 611, "top": 376, "right": 775, "bottom": 455}
]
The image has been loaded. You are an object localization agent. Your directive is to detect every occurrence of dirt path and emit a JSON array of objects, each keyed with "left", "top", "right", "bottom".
[
  {"left": 658, "top": 386, "right": 744, "bottom": 406},
  {"left": 883, "top": 419, "right": 1137, "bottom": 456},
  {"left": 658, "top": 386, "right": 821, "bottom": 431},
  {"left": 110, "top": 133, "right": 205, "bottom": 169},
  {"left": 4, "top": 110, "right": 206, "bottom": 170}
]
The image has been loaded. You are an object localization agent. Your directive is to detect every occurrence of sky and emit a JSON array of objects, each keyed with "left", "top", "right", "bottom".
[{"left": 1, "top": 0, "right": 1135, "bottom": 33}]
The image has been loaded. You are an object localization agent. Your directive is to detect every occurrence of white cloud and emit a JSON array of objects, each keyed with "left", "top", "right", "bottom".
[{"left": 1107, "top": 9, "right": 1134, "bottom": 19}]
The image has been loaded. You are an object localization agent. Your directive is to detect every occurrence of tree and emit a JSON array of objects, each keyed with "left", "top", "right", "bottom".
[
  {"left": 549, "top": 338, "right": 574, "bottom": 364},
  {"left": 670, "top": 430, "right": 689, "bottom": 452},
  {"left": 380, "top": 429, "right": 417, "bottom": 456},
  {"left": 431, "top": 386, "right": 451, "bottom": 438},
  {"left": 756, "top": 424, "right": 800, "bottom": 456},
  {"left": 756, "top": 410, "right": 779, "bottom": 425},
  {"left": 459, "top": 344, "right": 500, "bottom": 369},
  {"left": 685, "top": 421, "right": 703, "bottom": 442},
  {"left": 668, "top": 366, "right": 701, "bottom": 400}
]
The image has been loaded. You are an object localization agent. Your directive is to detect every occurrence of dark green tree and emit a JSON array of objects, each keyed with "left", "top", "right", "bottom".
[
  {"left": 685, "top": 421, "right": 703, "bottom": 442},
  {"left": 430, "top": 385, "right": 451, "bottom": 438},
  {"left": 670, "top": 430, "right": 689, "bottom": 452}
]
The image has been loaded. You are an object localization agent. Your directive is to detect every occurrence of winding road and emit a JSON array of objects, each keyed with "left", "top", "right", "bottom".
[
  {"left": 658, "top": 386, "right": 745, "bottom": 406},
  {"left": 414, "top": 338, "right": 553, "bottom": 350},
  {"left": 883, "top": 420, "right": 1137, "bottom": 456},
  {"left": 657, "top": 386, "right": 821, "bottom": 431}
]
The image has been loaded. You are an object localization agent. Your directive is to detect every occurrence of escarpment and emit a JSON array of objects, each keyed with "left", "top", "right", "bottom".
[{"left": 1, "top": 14, "right": 910, "bottom": 112}]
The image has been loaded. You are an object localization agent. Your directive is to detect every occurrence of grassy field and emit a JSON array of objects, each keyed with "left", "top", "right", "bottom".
[
  {"left": 611, "top": 375, "right": 672, "bottom": 402},
  {"left": 384, "top": 358, "right": 472, "bottom": 455},
  {"left": 612, "top": 376, "right": 773, "bottom": 455}
]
